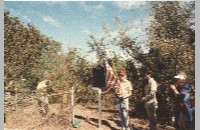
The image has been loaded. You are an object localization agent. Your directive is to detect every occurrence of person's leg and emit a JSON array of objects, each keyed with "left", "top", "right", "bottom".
[
  {"left": 37, "top": 98, "right": 43, "bottom": 115},
  {"left": 146, "top": 104, "right": 157, "bottom": 130},
  {"left": 125, "top": 99, "right": 131, "bottom": 130},
  {"left": 174, "top": 112, "right": 180, "bottom": 129},
  {"left": 121, "top": 98, "right": 130, "bottom": 130},
  {"left": 116, "top": 97, "right": 126, "bottom": 130},
  {"left": 186, "top": 108, "right": 195, "bottom": 130},
  {"left": 38, "top": 96, "right": 48, "bottom": 116},
  {"left": 178, "top": 112, "right": 189, "bottom": 129},
  {"left": 44, "top": 96, "right": 49, "bottom": 115}
]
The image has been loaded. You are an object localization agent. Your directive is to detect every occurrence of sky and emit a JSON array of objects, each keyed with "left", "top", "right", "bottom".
[{"left": 4, "top": 1, "right": 152, "bottom": 62}]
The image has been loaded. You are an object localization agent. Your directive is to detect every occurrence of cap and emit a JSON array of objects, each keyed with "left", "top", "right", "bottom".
[
  {"left": 118, "top": 69, "right": 126, "bottom": 76},
  {"left": 174, "top": 72, "right": 187, "bottom": 80},
  {"left": 46, "top": 75, "right": 52, "bottom": 80}
]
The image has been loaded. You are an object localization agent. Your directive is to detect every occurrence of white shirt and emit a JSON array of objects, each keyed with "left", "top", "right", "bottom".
[
  {"left": 36, "top": 80, "right": 48, "bottom": 90},
  {"left": 144, "top": 78, "right": 158, "bottom": 108}
]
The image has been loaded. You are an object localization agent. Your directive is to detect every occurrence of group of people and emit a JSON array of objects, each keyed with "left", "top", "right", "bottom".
[
  {"left": 35, "top": 69, "right": 195, "bottom": 130},
  {"left": 103, "top": 70, "right": 195, "bottom": 130}
]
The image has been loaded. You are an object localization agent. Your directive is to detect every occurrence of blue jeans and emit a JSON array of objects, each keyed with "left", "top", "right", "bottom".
[
  {"left": 175, "top": 108, "right": 195, "bottom": 130},
  {"left": 146, "top": 103, "right": 157, "bottom": 130},
  {"left": 116, "top": 96, "right": 130, "bottom": 130}
]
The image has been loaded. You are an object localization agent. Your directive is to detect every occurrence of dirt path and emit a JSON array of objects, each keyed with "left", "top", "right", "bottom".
[
  {"left": 4, "top": 103, "right": 175, "bottom": 130},
  {"left": 71, "top": 105, "right": 169, "bottom": 130}
]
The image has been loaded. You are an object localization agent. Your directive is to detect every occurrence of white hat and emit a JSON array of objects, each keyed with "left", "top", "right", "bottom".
[{"left": 174, "top": 72, "right": 187, "bottom": 80}]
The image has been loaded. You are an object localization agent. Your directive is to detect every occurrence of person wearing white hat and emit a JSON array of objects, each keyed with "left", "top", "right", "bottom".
[{"left": 170, "top": 72, "right": 195, "bottom": 130}]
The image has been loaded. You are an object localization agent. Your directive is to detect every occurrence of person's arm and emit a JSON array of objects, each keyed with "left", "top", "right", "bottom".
[
  {"left": 102, "top": 79, "right": 119, "bottom": 94},
  {"left": 170, "top": 85, "right": 179, "bottom": 94},
  {"left": 101, "top": 87, "right": 112, "bottom": 94},
  {"left": 142, "top": 80, "right": 157, "bottom": 102}
]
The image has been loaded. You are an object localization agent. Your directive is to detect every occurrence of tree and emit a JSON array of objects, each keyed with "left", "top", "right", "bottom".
[
  {"left": 140, "top": 1, "right": 195, "bottom": 124},
  {"left": 4, "top": 11, "right": 61, "bottom": 88},
  {"left": 85, "top": 1, "right": 195, "bottom": 124},
  {"left": 147, "top": 1, "right": 195, "bottom": 78}
]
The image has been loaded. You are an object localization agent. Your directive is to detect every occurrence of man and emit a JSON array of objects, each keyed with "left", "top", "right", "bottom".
[
  {"left": 142, "top": 71, "right": 158, "bottom": 130},
  {"left": 36, "top": 76, "right": 51, "bottom": 116},
  {"left": 170, "top": 72, "right": 194, "bottom": 130},
  {"left": 114, "top": 69, "right": 133, "bottom": 130}
]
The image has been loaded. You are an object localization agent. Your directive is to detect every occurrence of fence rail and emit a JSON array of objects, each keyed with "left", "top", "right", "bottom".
[{"left": 4, "top": 87, "right": 75, "bottom": 129}]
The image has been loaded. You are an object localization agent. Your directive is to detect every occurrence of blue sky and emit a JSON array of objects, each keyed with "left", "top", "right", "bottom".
[{"left": 4, "top": 1, "right": 151, "bottom": 62}]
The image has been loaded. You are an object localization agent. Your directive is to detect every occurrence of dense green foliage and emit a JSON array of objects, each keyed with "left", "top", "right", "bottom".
[
  {"left": 4, "top": 11, "right": 97, "bottom": 102},
  {"left": 4, "top": 11, "right": 61, "bottom": 87}
]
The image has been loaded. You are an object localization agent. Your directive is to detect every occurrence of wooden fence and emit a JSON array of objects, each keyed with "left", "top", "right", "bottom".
[{"left": 4, "top": 87, "right": 75, "bottom": 128}]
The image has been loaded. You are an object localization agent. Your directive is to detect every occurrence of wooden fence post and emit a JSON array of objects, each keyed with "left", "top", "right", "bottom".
[
  {"left": 92, "top": 87, "right": 102, "bottom": 128},
  {"left": 14, "top": 88, "right": 18, "bottom": 111},
  {"left": 71, "top": 87, "right": 74, "bottom": 125},
  {"left": 98, "top": 88, "right": 102, "bottom": 128}
]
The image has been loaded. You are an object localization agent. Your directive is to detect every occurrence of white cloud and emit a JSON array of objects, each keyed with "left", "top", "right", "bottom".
[
  {"left": 108, "top": 31, "right": 118, "bottom": 38},
  {"left": 102, "top": 16, "right": 153, "bottom": 41},
  {"left": 43, "top": 16, "right": 60, "bottom": 27},
  {"left": 79, "top": 2, "right": 105, "bottom": 11},
  {"left": 82, "top": 27, "right": 92, "bottom": 35},
  {"left": 113, "top": 1, "right": 146, "bottom": 9},
  {"left": 125, "top": 16, "right": 153, "bottom": 40},
  {"left": 43, "top": 1, "right": 69, "bottom": 8},
  {"left": 23, "top": 16, "right": 31, "bottom": 23},
  {"left": 44, "top": 1, "right": 68, "bottom": 5},
  {"left": 31, "top": 1, "right": 69, "bottom": 7},
  {"left": 6, "top": 8, "right": 21, "bottom": 16}
]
